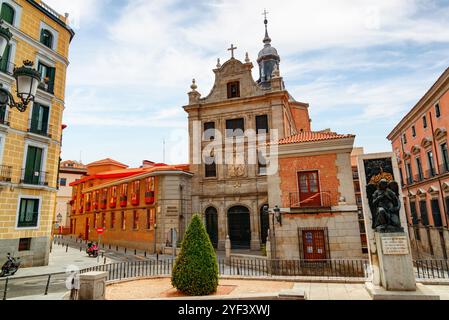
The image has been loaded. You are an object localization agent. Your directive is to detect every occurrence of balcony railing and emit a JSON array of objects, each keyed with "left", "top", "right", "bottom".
[
  {"left": 39, "top": 0, "right": 63, "bottom": 20},
  {"left": 28, "top": 120, "right": 52, "bottom": 138},
  {"left": 20, "top": 169, "right": 48, "bottom": 186},
  {"left": 0, "top": 165, "right": 12, "bottom": 182},
  {"left": 289, "top": 191, "right": 332, "bottom": 209},
  {"left": 145, "top": 191, "right": 155, "bottom": 204}
]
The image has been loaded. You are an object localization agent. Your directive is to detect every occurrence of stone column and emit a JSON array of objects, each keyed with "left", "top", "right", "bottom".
[
  {"left": 78, "top": 271, "right": 108, "bottom": 300},
  {"left": 218, "top": 205, "right": 227, "bottom": 250},
  {"left": 250, "top": 201, "right": 261, "bottom": 251},
  {"left": 225, "top": 235, "right": 231, "bottom": 264}
]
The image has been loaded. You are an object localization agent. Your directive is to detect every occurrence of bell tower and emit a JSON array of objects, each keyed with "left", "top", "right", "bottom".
[{"left": 257, "top": 10, "right": 280, "bottom": 87}]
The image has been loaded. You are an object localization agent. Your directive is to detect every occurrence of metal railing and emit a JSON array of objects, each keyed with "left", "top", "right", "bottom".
[
  {"left": 20, "top": 169, "right": 49, "bottom": 186},
  {"left": 39, "top": 1, "right": 63, "bottom": 20},
  {"left": 289, "top": 191, "right": 332, "bottom": 209},
  {"left": 415, "top": 260, "right": 449, "bottom": 280},
  {"left": 0, "top": 165, "right": 12, "bottom": 182}
]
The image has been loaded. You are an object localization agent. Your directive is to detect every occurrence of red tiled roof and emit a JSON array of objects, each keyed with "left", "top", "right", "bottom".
[
  {"left": 69, "top": 164, "right": 191, "bottom": 187},
  {"left": 273, "top": 131, "right": 355, "bottom": 145},
  {"left": 86, "top": 158, "right": 128, "bottom": 168}
]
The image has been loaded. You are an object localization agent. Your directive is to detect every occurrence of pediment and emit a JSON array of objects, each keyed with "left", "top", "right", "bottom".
[
  {"left": 411, "top": 145, "right": 421, "bottom": 155},
  {"left": 443, "top": 182, "right": 449, "bottom": 192},
  {"left": 421, "top": 137, "right": 433, "bottom": 148},
  {"left": 434, "top": 128, "right": 447, "bottom": 141},
  {"left": 428, "top": 186, "right": 439, "bottom": 194},
  {"left": 416, "top": 188, "right": 426, "bottom": 195},
  {"left": 403, "top": 152, "right": 411, "bottom": 160},
  {"left": 200, "top": 58, "right": 265, "bottom": 104}
]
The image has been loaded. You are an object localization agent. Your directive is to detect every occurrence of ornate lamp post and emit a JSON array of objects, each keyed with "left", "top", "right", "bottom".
[{"left": 0, "top": 22, "right": 41, "bottom": 112}]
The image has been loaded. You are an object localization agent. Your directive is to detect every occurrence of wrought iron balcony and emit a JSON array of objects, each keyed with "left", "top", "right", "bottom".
[
  {"left": 20, "top": 169, "right": 48, "bottom": 186},
  {"left": 289, "top": 191, "right": 332, "bottom": 210},
  {"left": 0, "top": 165, "right": 12, "bottom": 182},
  {"left": 28, "top": 119, "right": 52, "bottom": 138}
]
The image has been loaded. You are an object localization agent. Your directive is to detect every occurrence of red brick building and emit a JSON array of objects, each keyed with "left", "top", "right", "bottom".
[
  {"left": 388, "top": 67, "right": 449, "bottom": 259},
  {"left": 68, "top": 158, "right": 192, "bottom": 252}
]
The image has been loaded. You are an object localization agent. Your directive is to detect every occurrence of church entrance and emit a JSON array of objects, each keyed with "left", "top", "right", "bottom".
[
  {"left": 205, "top": 207, "right": 218, "bottom": 248},
  {"left": 227, "top": 206, "right": 251, "bottom": 249}
]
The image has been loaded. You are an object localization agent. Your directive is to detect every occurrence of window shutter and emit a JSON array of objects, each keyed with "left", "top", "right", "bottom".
[
  {"left": 0, "top": 44, "right": 10, "bottom": 72},
  {"left": 1, "top": 4, "right": 15, "bottom": 25},
  {"left": 48, "top": 67, "right": 55, "bottom": 93}
]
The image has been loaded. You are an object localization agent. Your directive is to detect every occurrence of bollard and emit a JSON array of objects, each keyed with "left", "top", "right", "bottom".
[
  {"left": 156, "top": 253, "right": 159, "bottom": 261},
  {"left": 80, "top": 247, "right": 82, "bottom": 252},
  {"left": 144, "top": 251, "right": 147, "bottom": 258},
  {"left": 66, "top": 244, "right": 69, "bottom": 252},
  {"left": 134, "top": 249, "right": 136, "bottom": 255},
  {"left": 104, "top": 257, "right": 107, "bottom": 265},
  {"left": 116, "top": 246, "right": 118, "bottom": 251},
  {"left": 109, "top": 244, "right": 111, "bottom": 250},
  {"left": 124, "top": 248, "right": 127, "bottom": 254},
  {"left": 101, "top": 252, "right": 104, "bottom": 258}
]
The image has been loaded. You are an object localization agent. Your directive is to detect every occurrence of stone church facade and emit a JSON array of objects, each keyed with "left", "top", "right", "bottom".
[{"left": 183, "top": 19, "right": 363, "bottom": 258}]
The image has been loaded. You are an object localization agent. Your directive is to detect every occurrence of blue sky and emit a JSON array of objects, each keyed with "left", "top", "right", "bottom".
[{"left": 45, "top": 0, "right": 449, "bottom": 168}]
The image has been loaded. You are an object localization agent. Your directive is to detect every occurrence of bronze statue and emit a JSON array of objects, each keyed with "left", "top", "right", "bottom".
[{"left": 367, "top": 179, "right": 403, "bottom": 233}]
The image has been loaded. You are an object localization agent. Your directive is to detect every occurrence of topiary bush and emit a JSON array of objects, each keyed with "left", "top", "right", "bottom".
[{"left": 171, "top": 214, "right": 218, "bottom": 296}]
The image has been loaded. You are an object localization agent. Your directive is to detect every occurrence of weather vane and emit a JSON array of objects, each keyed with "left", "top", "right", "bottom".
[{"left": 262, "top": 9, "right": 269, "bottom": 22}]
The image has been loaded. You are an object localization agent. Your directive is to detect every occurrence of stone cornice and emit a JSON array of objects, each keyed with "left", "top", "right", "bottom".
[
  {"left": 276, "top": 137, "right": 355, "bottom": 157},
  {"left": 387, "top": 67, "right": 449, "bottom": 141}
]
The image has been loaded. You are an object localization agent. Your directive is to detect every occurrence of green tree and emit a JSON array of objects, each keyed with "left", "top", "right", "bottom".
[{"left": 171, "top": 214, "right": 219, "bottom": 296}]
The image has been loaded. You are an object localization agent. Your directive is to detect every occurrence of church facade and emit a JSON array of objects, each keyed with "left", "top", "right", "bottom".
[{"left": 184, "top": 18, "right": 364, "bottom": 258}]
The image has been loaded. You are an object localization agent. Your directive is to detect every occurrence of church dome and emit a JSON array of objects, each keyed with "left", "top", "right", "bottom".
[
  {"left": 258, "top": 45, "right": 279, "bottom": 60},
  {"left": 257, "top": 16, "right": 280, "bottom": 84}
]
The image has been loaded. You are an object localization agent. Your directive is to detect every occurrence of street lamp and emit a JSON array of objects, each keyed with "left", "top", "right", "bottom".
[
  {"left": 273, "top": 205, "right": 282, "bottom": 226},
  {"left": 0, "top": 22, "right": 41, "bottom": 112}
]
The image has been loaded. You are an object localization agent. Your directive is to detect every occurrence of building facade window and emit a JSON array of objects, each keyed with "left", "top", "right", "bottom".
[
  {"left": 59, "top": 177, "right": 67, "bottom": 186},
  {"left": 145, "top": 177, "right": 155, "bottom": 204},
  {"left": 23, "top": 145, "right": 44, "bottom": 185},
  {"left": 227, "top": 81, "right": 240, "bottom": 98},
  {"left": 17, "top": 198, "right": 39, "bottom": 228},
  {"left": 258, "top": 151, "right": 267, "bottom": 175},
  {"left": 441, "top": 143, "right": 449, "bottom": 173},
  {"left": 110, "top": 186, "right": 117, "bottom": 208},
  {"left": 121, "top": 212, "right": 126, "bottom": 230},
  {"left": 110, "top": 212, "right": 115, "bottom": 229},
  {"left": 256, "top": 115, "right": 269, "bottom": 134},
  {"left": 146, "top": 208, "right": 154, "bottom": 230},
  {"left": 0, "top": 44, "right": 11, "bottom": 74},
  {"left": 0, "top": 3, "right": 15, "bottom": 25},
  {"left": 419, "top": 200, "right": 429, "bottom": 226},
  {"left": 416, "top": 157, "right": 423, "bottom": 181},
  {"left": 120, "top": 184, "right": 128, "bottom": 207},
  {"left": 427, "top": 151, "right": 436, "bottom": 177},
  {"left": 37, "top": 62, "right": 56, "bottom": 94},
  {"left": 40, "top": 29, "right": 53, "bottom": 48},
  {"left": 30, "top": 103, "right": 50, "bottom": 136},
  {"left": 18, "top": 238, "right": 31, "bottom": 251},
  {"left": 133, "top": 211, "right": 139, "bottom": 230},
  {"left": 403, "top": 133, "right": 407, "bottom": 145},
  {"left": 205, "top": 156, "right": 216, "bottom": 178},
  {"left": 412, "top": 126, "right": 416, "bottom": 137},
  {"left": 423, "top": 115, "right": 428, "bottom": 128},
  {"left": 431, "top": 199, "right": 443, "bottom": 227},
  {"left": 203, "top": 122, "right": 215, "bottom": 141},
  {"left": 406, "top": 162, "right": 413, "bottom": 184},
  {"left": 435, "top": 103, "right": 441, "bottom": 118},
  {"left": 131, "top": 181, "right": 140, "bottom": 205},
  {"left": 410, "top": 200, "right": 418, "bottom": 225},
  {"left": 226, "top": 118, "right": 244, "bottom": 137}
]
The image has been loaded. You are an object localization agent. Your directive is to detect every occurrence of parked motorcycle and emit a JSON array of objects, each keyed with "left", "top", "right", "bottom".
[
  {"left": 86, "top": 242, "right": 99, "bottom": 258},
  {"left": 0, "top": 253, "right": 20, "bottom": 277}
]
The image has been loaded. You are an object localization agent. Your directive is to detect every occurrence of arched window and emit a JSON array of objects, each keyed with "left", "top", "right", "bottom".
[
  {"left": 40, "top": 29, "right": 54, "bottom": 48},
  {"left": 0, "top": 3, "right": 15, "bottom": 25}
]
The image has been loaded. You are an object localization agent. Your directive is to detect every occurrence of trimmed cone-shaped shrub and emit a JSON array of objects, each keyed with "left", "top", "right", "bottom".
[{"left": 171, "top": 214, "right": 218, "bottom": 296}]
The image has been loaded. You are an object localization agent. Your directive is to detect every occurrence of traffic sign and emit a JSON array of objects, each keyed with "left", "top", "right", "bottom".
[{"left": 96, "top": 228, "right": 105, "bottom": 234}]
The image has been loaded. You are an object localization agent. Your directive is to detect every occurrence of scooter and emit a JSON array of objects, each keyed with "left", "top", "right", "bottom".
[
  {"left": 86, "top": 243, "right": 99, "bottom": 258},
  {"left": 0, "top": 253, "right": 20, "bottom": 277}
]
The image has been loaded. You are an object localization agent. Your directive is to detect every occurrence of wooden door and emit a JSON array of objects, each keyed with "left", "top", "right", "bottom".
[
  {"left": 303, "top": 230, "right": 327, "bottom": 260},
  {"left": 298, "top": 171, "right": 321, "bottom": 207}
]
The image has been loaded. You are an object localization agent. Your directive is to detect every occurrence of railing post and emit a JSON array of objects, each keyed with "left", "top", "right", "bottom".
[
  {"left": 3, "top": 278, "right": 8, "bottom": 300},
  {"left": 44, "top": 274, "right": 52, "bottom": 295}
]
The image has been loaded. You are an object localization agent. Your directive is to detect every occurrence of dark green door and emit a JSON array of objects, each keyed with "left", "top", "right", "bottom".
[
  {"left": 205, "top": 207, "right": 218, "bottom": 248},
  {"left": 228, "top": 206, "right": 251, "bottom": 249},
  {"left": 24, "top": 146, "right": 43, "bottom": 184}
]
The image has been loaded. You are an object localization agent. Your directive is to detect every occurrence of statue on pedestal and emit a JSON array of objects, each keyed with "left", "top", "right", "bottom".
[{"left": 367, "top": 179, "right": 403, "bottom": 233}]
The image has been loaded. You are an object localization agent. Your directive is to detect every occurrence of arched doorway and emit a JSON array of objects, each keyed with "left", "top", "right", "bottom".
[
  {"left": 227, "top": 206, "right": 251, "bottom": 249},
  {"left": 260, "top": 205, "right": 269, "bottom": 244},
  {"left": 205, "top": 207, "right": 218, "bottom": 248}
]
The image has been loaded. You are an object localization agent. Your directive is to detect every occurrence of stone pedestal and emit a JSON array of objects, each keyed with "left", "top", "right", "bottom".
[
  {"left": 375, "top": 232, "right": 415, "bottom": 291},
  {"left": 78, "top": 271, "right": 108, "bottom": 300}
]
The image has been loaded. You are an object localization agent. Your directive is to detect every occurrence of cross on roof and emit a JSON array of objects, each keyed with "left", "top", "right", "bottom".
[
  {"left": 262, "top": 9, "right": 269, "bottom": 21},
  {"left": 228, "top": 44, "right": 237, "bottom": 59}
]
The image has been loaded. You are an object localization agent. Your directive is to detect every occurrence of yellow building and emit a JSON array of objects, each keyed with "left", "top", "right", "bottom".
[{"left": 0, "top": 0, "right": 74, "bottom": 267}]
